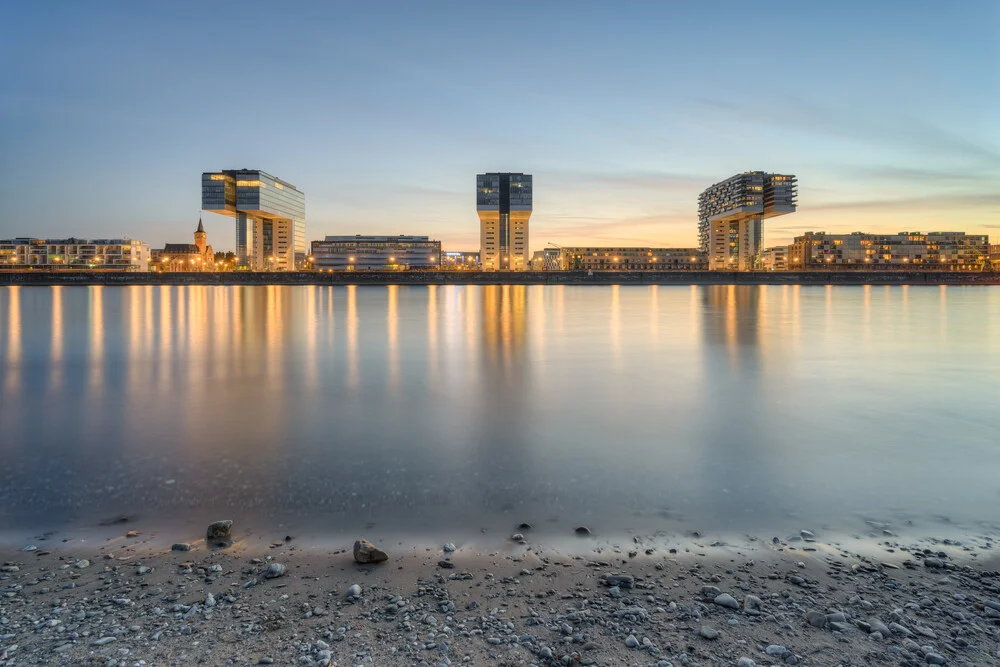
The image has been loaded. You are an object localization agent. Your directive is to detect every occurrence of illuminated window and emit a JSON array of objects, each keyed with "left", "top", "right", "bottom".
[{"left": 210, "top": 174, "right": 227, "bottom": 181}]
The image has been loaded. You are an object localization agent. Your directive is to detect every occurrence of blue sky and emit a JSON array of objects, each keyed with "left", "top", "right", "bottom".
[{"left": 1, "top": 1, "right": 997, "bottom": 251}]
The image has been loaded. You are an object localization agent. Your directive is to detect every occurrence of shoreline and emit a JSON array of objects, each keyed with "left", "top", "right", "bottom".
[
  {"left": 1, "top": 270, "right": 999, "bottom": 287},
  {"left": 2, "top": 523, "right": 999, "bottom": 666}
]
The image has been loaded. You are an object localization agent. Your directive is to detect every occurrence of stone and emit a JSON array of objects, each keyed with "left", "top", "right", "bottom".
[
  {"left": 263, "top": 563, "right": 286, "bottom": 579},
  {"left": 925, "top": 654, "right": 947, "bottom": 665},
  {"left": 737, "top": 659, "right": 757, "bottom": 667},
  {"left": 869, "top": 619, "right": 890, "bottom": 636},
  {"left": 714, "top": 593, "right": 739, "bottom": 609},
  {"left": 698, "top": 626, "right": 719, "bottom": 640},
  {"left": 171, "top": 543, "right": 191, "bottom": 552},
  {"left": 353, "top": 539, "right": 388, "bottom": 564},
  {"left": 574, "top": 526, "right": 592, "bottom": 537},
  {"left": 800, "top": 530, "right": 815, "bottom": 539},
  {"left": 443, "top": 543, "right": 456, "bottom": 552},
  {"left": 766, "top": 645, "right": 788, "bottom": 655},
  {"left": 437, "top": 560, "right": 455, "bottom": 569},
  {"left": 924, "top": 557, "right": 944, "bottom": 568},
  {"left": 744, "top": 595, "right": 763, "bottom": 611},
  {"left": 346, "top": 584, "right": 362, "bottom": 598},
  {"left": 806, "top": 610, "right": 827, "bottom": 628},
  {"left": 74, "top": 559, "right": 90, "bottom": 569},
  {"left": 517, "top": 522, "right": 532, "bottom": 530},
  {"left": 888, "top": 622, "right": 912, "bottom": 637},
  {"left": 206, "top": 520, "right": 233, "bottom": 545},
  {"left": 605, "top": 575, "right": 634, "bottom": 589},
  {"left": 625, "top": 635, "right": 640, "bottom": 648}
]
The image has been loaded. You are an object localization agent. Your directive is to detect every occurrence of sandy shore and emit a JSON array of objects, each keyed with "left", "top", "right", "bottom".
[{"left": 2, "top": 525, "right": 1000, "bottom": 667}]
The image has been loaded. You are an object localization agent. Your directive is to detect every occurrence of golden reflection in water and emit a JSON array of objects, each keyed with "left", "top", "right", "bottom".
[
  {"left": 609, "top": 284, "right": 622, "bottom": 367},
  {"left": 327, "top": 286, "right": 335, "bottom": 349},
  {"left": 527, "top": 285, "right": 545, "bottom": 358},
  {"left": 464, "top": 285, "right": 477, "bottom": 358},
  {"left": 387, "top": 285, "right": 400, "bottom": 392},
  {"left": 4, "top": 287, "right": 22, "bottom": 392},
  {"left": 126, "top": 287, "right": 141, "bottom": 396},
  {"left": 725, "top": 285, "right": 738, "bottom": 367},
  {"left": 158, "top": 286, "right": 173, "bottom": 391},
  {"left": 481, "top": 285, "right": 527, "bottom": 381},
  {"left": 427, "top": 285, "right": 439, "bottom": 382},
  {"left": 304, "top": 286, "right": 318, "bottom": 391},
  {"left": 88, "top": 286, "right": 104, "bottom": 392},
  {"left": 264, "top": 286, "right": 285, "bottom": 391},
  {"left": 346, "top": 285, "right": 359, "bottom": 389},
  {"left": 143, "top": 285, "right": 154, "bottom": 352},
  {"left": 49, "top": 287, "right": 64, "bottom": 391}
]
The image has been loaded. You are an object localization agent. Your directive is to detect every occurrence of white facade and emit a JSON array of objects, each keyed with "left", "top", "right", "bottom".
[{"left": 0, "top": 238, "right": 150, "bottom": 270}]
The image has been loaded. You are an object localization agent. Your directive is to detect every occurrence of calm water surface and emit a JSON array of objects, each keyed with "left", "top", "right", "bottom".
[{"left": 1, "top": 285, "right": 998, "bottom": 541}]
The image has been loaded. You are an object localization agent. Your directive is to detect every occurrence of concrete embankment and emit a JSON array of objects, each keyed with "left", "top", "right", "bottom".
[{"left": 0, "top": 270, "right": 998, "bottom": 287}]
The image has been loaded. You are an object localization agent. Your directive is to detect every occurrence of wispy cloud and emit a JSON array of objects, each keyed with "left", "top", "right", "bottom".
[{"left": 808, "top": 192, "right": 1000, "bottom": 212}]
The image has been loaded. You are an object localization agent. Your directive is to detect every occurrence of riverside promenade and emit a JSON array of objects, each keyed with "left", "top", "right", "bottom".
[{"left": 0, "top": 270, "right": 998, "bottom": 287}]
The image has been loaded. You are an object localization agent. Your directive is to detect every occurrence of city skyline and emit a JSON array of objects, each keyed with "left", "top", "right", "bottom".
[{"left": 1, "top": 2, "right": 997, "bottom": 251}]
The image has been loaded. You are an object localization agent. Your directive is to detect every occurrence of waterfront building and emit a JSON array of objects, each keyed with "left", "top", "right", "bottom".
[
  {"left": 201, "top": 169, "right": 305, "bottom": 271},
  {"left": 311, "top": 235, "right": 441, "bottom": 270},
  {"left": 0, "top": 237, "right": 149, "bottom": 270},
  {"left": 151, "top": 218, "right": 215, "bottom": 271},
  {"left": 477, "top": 173, "right": 532, "bottom": 271},
  {"left": 788, "top": 231, "right": 990, "bottom": 269},
  {"left": 558, "top": 247, "right": 707, "bottom": 271},
  {"left": 442, "top": 251, "right": 480, "bottom": 270},
  {"left": 990, "top": 244, "right": 1000, "bottom": 271},
  {"left": 530, "top": 248, "right": 561, "bottom": 271},
  {"left": 761, "top": 246, "right": 789, "bottom": 271},
  {"left": 698, "top": 172, "right": 797, "bottom": 271}
]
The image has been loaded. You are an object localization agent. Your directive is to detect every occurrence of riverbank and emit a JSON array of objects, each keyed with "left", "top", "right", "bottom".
[
  {"left": 1, "top": 270, "right": 999, "bottom": 287},
  {"left": 2, "top": 524, "right": 999, "bottom": 666}
]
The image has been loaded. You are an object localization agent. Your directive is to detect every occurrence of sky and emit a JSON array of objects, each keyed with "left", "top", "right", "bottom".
[{"left": 1, "top": 1, "right": 998, "bottom": 252}]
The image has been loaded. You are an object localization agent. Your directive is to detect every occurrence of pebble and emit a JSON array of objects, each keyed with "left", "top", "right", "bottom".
[
  {"left": 206, "top": 520, "right": 233, "bottom": 544},
  {"left": 437, "top": 560, "right": 455, "bottom": 569},
  {"left": 263, "top": 563, "right": 286, "bottom": 579},
  {"left": 625, "top": 635, "right": 640, "bottom": 648},
  {"left": 353, "top": 538, "right": 389, "bottom": 564},
  {"left": 698, "top": 626, "right": 719, "bottom": 640},
  {"left": 714, "top": 593, "right": 739, "bottom": 609},
  {"left": 92, "top": 636, "right": 117, "bottom": 646},
  {"left": 806, "top": 610, "right": 827, "bottom": 628},
  {"left": 925, "top": 654, "right": 947, "bottom": 665},
  {"left": 574, "top": 526, "right": 592, "bottom": 537},
  {"left": 766, "top": 645, "right": 788, "bottom": 655},
  {"left": 171, "top": 543, "right": 191, "bottom": 552},
  {"left": 74, "top": 559, "right": 91, "bottom": 569},
  {"left": 605, "top": 574, "right": 634, "bottom": 589},
  {"left": 346, "top": 584, "right": 362, "bottom": 599},
  {"left": 443, "top": 543, "right": 456, "bottom": 552}
]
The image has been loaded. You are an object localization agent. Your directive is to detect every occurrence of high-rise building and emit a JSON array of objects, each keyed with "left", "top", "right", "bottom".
[
  {"left": 201, "top": 170, "right": 305, "bottom": 271},
  {"left": 698, "top": 172, "right": 797, "bottom": 270},
  {"left": 477, "top": 173, "right": 532, "bottom": 271}
]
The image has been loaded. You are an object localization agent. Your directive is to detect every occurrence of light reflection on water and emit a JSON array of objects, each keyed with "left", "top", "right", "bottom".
[{"left": 0, "top": 284, "right": 998, "bottom": 541}]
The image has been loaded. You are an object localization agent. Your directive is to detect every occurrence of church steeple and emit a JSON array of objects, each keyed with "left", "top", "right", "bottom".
[{"left": 194, "top": 216, "right": 207, "bottom": 255}]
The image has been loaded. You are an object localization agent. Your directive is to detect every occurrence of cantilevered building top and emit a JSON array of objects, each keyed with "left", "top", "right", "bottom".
[{"left": 697, "top": 172, "right": 797, "bottom": 251}]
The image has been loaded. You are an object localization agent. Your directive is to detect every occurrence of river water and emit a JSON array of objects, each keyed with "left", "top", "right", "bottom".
[{"left": 1, "top": 284, "right": 998, "bottom": 544}]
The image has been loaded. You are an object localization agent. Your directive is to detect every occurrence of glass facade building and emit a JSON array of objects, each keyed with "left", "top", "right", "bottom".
[
  {"left": 697, "top": 172, "right": 797, "bottom": 270},
  {"left": 311, "top": 235, "right": 442, "bottom": 270},
  {"left": 557, "top": 247, "right": 707, "bottom": 271},
  {"left": 202, "top": 170, "right": 305, "bottom": 270},
  {"left": 477, "top": 173, "right": 532, "bottom": 271}
]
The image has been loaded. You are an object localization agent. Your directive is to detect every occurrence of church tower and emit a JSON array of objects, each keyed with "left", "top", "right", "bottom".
[{"left": 194, "top": 217, "right": 207, "bottom": 256}]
